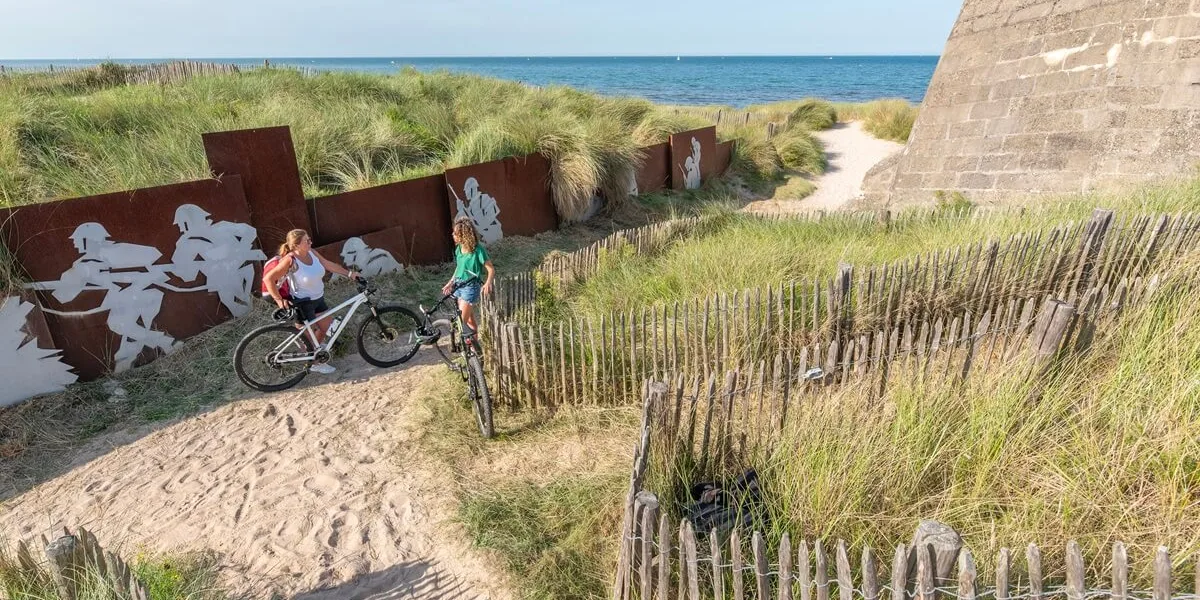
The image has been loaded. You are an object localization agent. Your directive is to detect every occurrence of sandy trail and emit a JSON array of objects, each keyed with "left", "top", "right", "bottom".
[
  {"left": 744, "top": 120, "right": 903, "bottom": 213},
  {"left": 0, "top": 354, "right": 509, "bottom": 600}
]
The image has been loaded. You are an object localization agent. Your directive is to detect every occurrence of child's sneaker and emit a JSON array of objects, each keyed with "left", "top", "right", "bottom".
[{"left": 311, "top": 363, "right": 337, "bottom": 375}]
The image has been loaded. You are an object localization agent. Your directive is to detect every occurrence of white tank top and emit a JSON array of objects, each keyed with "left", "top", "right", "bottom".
[{"left": 290, "top": 252, "right": 326, "bottom": 300}]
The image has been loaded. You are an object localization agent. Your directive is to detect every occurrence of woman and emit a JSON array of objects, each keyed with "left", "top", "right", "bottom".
[
  {"left": 264, "top": 229, "right": 359, "bottom": 374},
  {"left": 442, "top": 218, "right": 495, "bottom": 339}
]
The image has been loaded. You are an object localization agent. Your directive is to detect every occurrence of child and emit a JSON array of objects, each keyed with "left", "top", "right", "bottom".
[{"left": 442, "top": 217, "right": 495, "bottom": 339}]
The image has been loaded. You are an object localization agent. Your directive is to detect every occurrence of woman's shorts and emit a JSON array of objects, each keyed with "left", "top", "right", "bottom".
[
  {"left": 293, "top": 296, "right": 328, "bottom": 322},
  {"left": 453, "top": 280, "right": 481, "bottom": 305}
]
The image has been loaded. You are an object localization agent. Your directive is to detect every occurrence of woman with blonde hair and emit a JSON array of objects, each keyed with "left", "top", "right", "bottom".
[
  {"left": 263, "top": 229, "right": 359, "bottom": 374},
  {"left": 442, "top": 217, "right": 495, "bottom": 339}
]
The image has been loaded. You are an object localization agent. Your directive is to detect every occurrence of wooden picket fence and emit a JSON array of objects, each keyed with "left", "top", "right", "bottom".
[
  {"left": 127, "top": 61, "right": 243, "bottom": 85},
  {"left": 614, "top": 520, "right": 1197, "bottom": 600},
  {"left": 6, "top": 527, "right": 150, "bottom": 599},
  {"left": 479, "top": 208, "right": 1200, "bottom": 409},
  {"left": 610, "top": 288, "right": 1196, "bottom": 600},
  {"left": 0, "top": 60, "right": 302, "bottom": 86}
]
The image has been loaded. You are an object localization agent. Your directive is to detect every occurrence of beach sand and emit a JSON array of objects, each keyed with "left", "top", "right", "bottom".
[
  {"left": 744, "top": 120, "right": 904, "bottom": 213},
  {"left": 0, "top": 354, "right": 510, "bottom": 600}
]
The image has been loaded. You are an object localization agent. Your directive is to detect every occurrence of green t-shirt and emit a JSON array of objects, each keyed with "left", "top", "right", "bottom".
[{"left": 453, "top": 244, "right": 490, "bottom": 284}]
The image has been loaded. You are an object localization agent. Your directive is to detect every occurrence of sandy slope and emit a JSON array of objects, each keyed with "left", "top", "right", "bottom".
[
  {"left": 0, "top": 354, "right": 510, "bottom": 600},
  {"left": 744, "top": 120, "right": 904, "bottom": 213}
]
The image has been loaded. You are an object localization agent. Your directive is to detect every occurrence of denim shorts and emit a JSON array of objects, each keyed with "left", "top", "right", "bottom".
[{"left": 453, "top": 280, "right": 481, "bottom": 305}]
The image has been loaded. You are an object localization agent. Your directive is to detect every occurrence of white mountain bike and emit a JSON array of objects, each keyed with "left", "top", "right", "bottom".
[{"left": 233, "top": 277, "right": 428, "bottom": 392}]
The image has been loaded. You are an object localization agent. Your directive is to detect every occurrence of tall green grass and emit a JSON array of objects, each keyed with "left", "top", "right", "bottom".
[
  {"left": 0, "top": 68, "right": 708, "bottom": 221},
  {"left": 558, "top": 177, "right": 1200, "bottom": 320}
]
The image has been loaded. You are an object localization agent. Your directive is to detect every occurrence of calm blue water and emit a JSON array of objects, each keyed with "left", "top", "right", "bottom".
[{"left": 0, "top": 56, "right": 938, "bottom": 107}]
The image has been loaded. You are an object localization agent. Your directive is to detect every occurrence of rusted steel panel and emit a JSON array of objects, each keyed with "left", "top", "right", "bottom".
[
  {"left": 309, "top": 173, "right": 452, "bottom": 265},
  {"left": 314, "top": 222, "right": 429, "bottom": 278},
  {"left": 203, "top": 126, "right": 310, "bottom": 254},
  {"left": 669, "top": 126, "right": 718, "bottom": 190},
  {"left": 444, "top": 153, "right": 558, "bottom": 245},
  {"left": 0, "top": 177, "right": 262, "bottom": 379},
  {"left": 716, "top": 140, "right": 735, "bottom": 175},
  {"left": 635, "top": 143, "right": 671, "bottom": 195}
]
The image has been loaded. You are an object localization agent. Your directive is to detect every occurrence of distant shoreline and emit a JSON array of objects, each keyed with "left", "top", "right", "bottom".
[{"left": 1, "top": 56, "right": 938, "bottom": 106}]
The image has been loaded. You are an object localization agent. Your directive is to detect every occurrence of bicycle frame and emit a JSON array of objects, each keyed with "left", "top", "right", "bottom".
[
  {"left": 421, "top": 281, "right": 481, "bottom": 360},
  {"left": 270, "top": 291, "right": 373, "bottom": 364}
]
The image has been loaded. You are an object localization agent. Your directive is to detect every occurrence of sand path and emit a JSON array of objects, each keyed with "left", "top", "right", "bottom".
[
  {"left": 0, "top": 354, "right": 509, "bottom": 600},
  {"left": 744, "top": 120, "right": 903, "bottom": 213}
]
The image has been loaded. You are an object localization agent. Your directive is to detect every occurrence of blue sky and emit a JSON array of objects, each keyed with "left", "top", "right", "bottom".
[{"left": 0, "top": 0, "right": 964, "bottom": 59}]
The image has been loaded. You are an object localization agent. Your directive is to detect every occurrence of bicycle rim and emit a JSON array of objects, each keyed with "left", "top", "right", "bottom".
[
  {"left": 235, "top": 325, "right": 313, "bottom": 392},
  {"left": 357, "top": 306, "right": 422, "bottom": 368}
]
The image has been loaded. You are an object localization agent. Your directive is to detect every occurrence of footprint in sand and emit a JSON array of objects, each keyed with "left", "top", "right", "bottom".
[{"left": 303, "top": 474, "right": 342, "bottom": 497}]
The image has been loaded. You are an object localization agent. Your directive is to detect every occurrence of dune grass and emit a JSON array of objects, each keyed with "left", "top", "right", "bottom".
[
  {"left": 0, "top": 66, "right": 706, "bottom": 221},
  {"left": 835, "top": 98, "right": 919, "bottom": 142},
  {"left": 647, "top": 252, "right": 1200, "bottom": 585},
  {"left": 556, "top": 176, "right": 1200, "bottom": 321}
]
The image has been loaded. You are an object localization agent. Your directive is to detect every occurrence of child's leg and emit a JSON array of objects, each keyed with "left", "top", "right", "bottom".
[{"left": 459, "top": 299, "right": 476, "bottom": 335}]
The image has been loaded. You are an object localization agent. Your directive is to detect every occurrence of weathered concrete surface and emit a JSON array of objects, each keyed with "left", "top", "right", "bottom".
[{"left": 865, "top": 0, "right": 1200, "bottom": 207}]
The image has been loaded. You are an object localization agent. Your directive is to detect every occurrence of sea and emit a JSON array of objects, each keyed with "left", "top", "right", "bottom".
[{"left": 0, "top": 56, "right": 939, "bottom": 107}]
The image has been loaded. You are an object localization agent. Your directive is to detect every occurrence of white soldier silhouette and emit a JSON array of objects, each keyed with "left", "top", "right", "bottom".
[
  {"left": 683, "top": 137, "right": 702, "bottom": 190},
  {"left": 0, "top": 296, "right": 77, "bottom": 407},
  {"left": 451, "top": 177, "right": 503, "bottom": 244},
  {"left": 340, "top": 237, "right": 403, "bottom": 277},
  {"left": 32, "top": 223, "right": 178, "bottom": 373},
  {"left": 170, "top": 204, "right": 266, "bottom": 317}
]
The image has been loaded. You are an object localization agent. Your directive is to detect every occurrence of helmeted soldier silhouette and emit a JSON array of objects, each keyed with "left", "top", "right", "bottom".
[
  {"left": 41, "top": 223, "right": 176, "bottom": 372},
  {"left": 170, "top": 204, "right": 266, "bottom": 317}
]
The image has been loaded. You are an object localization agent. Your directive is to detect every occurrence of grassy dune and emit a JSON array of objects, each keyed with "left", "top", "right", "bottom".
[
  {"left": 558, "top": 177, "right": 1200, "bottom": 321},
  {"left": 0, "top": 66, "right": 708, "bottom": 219}
]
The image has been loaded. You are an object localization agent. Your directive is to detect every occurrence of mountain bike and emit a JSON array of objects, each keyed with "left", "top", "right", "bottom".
[
  {"left": 233, "top": 277, "right": 425, "bottom": 392},
  {"left": 412, "top": 279, "right": 494, "bottom": 438}
]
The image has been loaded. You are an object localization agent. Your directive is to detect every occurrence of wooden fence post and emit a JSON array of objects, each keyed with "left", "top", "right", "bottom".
[
  {"left": 45, "top": 534, "right": 83, "bottom": 600},
  {"left": 1029, "top": 298, "right": 1076, "bottom": 368},
  {"left": 615, "top": 380, "right": 664, "bottom": 600}
]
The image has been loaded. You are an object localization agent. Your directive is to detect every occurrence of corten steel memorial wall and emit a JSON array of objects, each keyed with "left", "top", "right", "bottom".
[
  {"left": 863, "top": 0, "right": 1200, "bottom": 207},
  {"left": 0, "top": 125, "right": 728, "bottom": 406}
]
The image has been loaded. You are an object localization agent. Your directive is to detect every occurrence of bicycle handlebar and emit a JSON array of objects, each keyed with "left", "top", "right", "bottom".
[{"left": 423, "top": 278, "right": 482, "bottom": 316}]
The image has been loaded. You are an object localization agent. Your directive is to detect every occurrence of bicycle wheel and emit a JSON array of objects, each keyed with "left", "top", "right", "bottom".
[
  {"left": 357, "top": 305, "right": 423, "bottom": 368},
  {"left": 466, "top": 353, "right": 494, "bottom": 438},
  {"left": 234, "top": 324, "right": 314, "bottom": 392}
]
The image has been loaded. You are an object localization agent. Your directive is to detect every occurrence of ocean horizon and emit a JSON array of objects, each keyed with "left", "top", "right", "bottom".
[{"left": 0, "top": 55, "right": 939, "bottom": 107}]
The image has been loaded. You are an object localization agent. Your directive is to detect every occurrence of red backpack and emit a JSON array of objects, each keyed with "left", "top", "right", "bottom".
[{"left": 260, "top": 254, "right": 295, "bottom": 299}]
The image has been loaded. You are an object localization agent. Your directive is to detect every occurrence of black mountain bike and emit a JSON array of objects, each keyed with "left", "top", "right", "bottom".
[{"left": 412, "top": 279, "right": 494, "bottom": 438}]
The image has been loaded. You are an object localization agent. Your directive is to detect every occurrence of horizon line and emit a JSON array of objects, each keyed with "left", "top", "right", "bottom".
[{"left": 0, "top": 53, "right": 942, "bottom": 62}]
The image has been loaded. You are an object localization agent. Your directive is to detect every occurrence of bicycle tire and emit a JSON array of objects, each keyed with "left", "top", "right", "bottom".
[
  {"left": 466, "top": 353, "right": 494, "bottom": 438},
  {"left": 357, "top": 305, "right": 423, "bottom": 368},
  {"left": 234, "top": 324, "right": 314, "bottom": 392}
]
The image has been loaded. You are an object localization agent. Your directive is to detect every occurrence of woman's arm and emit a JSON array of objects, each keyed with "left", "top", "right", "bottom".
[
  {"left": 315, "top": 251, "right": 358, "bottom": 280},
  {"left": 264, "top": 254, "right": 294, "bottom": 308}
]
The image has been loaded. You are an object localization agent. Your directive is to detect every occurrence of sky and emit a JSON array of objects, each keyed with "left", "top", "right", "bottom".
[{"left": 0, "top": 0, "right": 965, "bottom": 59}]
